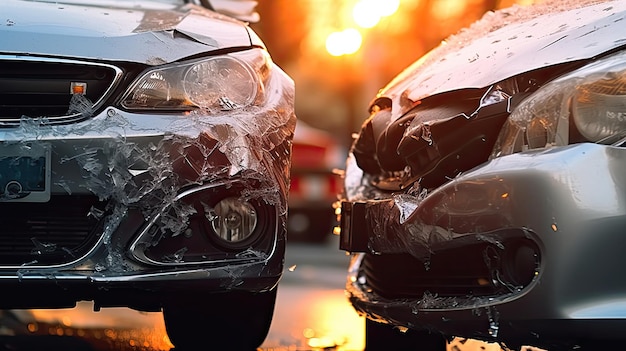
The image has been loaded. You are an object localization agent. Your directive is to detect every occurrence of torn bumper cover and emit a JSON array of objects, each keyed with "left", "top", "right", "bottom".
[
  {"left": 341, "top": 142, "right": 626, "bottom": 345},
  {"left": 0, "top": 0, "right": 297, "bottom": 311},
  {"left": 0, "top": 109, "right": 294, "bottom": 308},
  {"left": 0, "top": 109, "right": 294, "bottom": 309}
]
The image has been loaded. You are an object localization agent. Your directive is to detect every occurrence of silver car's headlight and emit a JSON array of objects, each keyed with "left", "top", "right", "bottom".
[
  {"left": 121, "top": 49, "right": 270, "bottom": 111},
  {"left": 491, "top": 50, "right": 626, "bottom": 158}
]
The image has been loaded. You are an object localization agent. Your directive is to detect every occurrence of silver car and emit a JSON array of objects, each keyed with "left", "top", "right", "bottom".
[
  {"left": 0, "top": 0, "right": 295, "bottom": 349},
  {"left": 339, "top": 1, "right": 626, "bottom": 350}
]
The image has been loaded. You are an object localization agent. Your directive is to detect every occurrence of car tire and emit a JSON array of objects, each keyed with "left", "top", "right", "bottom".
[
  {"left": 162, "top": 288, "right": 277, "bottom": 350},
  {"left": 365, "top": 319, "right": 447, "bottom": 351}
]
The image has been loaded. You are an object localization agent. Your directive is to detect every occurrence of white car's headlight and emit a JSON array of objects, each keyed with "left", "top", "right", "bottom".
[
  {"left": 121, "top": 49, "right": 270, "bottom": 111},
  {"left": 491, "top": 50, "right": 626, "bottom": 158}
]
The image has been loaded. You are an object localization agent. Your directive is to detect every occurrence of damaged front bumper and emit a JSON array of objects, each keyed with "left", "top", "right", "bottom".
[
  {"left": 341, "top": 142, "right": 626, "bottom": 347},
  {"left": 0, "top": 78, "right": 295, "bottom": 311}
]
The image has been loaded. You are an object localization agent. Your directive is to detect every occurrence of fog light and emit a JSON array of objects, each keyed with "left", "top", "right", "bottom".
[
  {"left": 209, "top": 197, "right": 257, "bottom": 243},
  {"left": 502, "top": 239, "right": 540, "bottom": 288}
]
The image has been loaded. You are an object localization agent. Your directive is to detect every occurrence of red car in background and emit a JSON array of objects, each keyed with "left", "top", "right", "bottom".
[{"left": 288, "top": 121, "right": 345, "bottom": 242}]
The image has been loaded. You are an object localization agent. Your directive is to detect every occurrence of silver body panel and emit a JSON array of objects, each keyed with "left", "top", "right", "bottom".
[
  {"left": 379, "top": 0, "right": 626, "bottom": 117},
  {"left": 2, "top": 0, "right": 253, "bottom": 64},
  {"left": 340, "top": 0, "right": 626, "bottom": 348}
]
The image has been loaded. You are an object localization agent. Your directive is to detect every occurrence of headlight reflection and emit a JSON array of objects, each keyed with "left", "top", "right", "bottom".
[
  {"left": 121, "top": 50, "right": 267, "bottom": 112},
  {"left": 491, "top": 50, "right": 626, "bottom": 158}
]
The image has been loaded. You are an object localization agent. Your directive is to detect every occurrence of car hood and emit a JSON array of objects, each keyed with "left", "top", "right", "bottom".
[
  {"left": 381, "top": 0, "right": 626, "bottom": 114},
  {"left": 1, "top": 0, "right": 255, "bottom": 65}
]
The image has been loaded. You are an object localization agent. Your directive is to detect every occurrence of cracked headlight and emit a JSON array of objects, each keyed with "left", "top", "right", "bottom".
[
  {"left": 121, "top": 49, "right": 269, "bottom": 111},
  {"left": 491, "top": 50, "right": 626, "bottom": 158}
]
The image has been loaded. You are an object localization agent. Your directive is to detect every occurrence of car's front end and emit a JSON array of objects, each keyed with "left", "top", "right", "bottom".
[
  {"left": 338, "top": 1, "right": 626, "bottom": 350},
  {"left": 0, "top": 0, "right": 295, "bottom": 349}
]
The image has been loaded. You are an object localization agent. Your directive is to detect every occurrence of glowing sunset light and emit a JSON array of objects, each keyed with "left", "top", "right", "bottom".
[
  {"left": 352, "top": 1, "right": 380, "bottom": 28},
  {"left": 326, "top": 28, "right": 363, "bottom": 56},
  {"left": 376, "top": 0, "right": 400, "bottom": 16}
]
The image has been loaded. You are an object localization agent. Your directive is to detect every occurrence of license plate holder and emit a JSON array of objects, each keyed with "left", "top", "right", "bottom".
[{"left": 0, "top": 143, "right": 51, "bottom": 202}]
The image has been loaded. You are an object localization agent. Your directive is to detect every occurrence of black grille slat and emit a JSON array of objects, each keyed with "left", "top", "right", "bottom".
[
  {"left": 363, "top": 243, "right": 505, "bottom": 299},
  {"left": 0, "top": 58, "right": 119, "bottom": 122},
  {"left": 0, "top": 195, "right": 106, "bottom": 265}
]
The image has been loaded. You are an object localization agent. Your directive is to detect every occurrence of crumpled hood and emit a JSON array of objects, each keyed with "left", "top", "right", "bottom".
[
  {"left": 381, "top": 0, "right": 626, "bottom": 114},
  {"left": 1, "top": 0, "right": 254, "bottom": 65}
]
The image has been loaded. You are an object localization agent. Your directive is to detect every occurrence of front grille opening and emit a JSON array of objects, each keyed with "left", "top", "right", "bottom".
[
  {"left": 0, "top": 195, "right": 107, "bottom": 266},
  {"left": 0, "top": 58, "right": 121, "bottom": 124},
  {"left": 363, "top": 238, "right": 540, "bottom": 299}
]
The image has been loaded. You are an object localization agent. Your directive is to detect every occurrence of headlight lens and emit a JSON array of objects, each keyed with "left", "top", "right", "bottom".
[
  {"left": 572, "top": 72, "right": 626, "bottom": 141},
  {"left": 491, "top": 50, "right": 626, "bottom": 158},
  {"left": 121, "top": 50, "right": 269, "bottom": 111}
]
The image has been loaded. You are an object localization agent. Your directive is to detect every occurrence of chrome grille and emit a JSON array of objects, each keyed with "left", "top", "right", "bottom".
[{"left": 0, "top": 56, "right": 122, "bottom": 125}]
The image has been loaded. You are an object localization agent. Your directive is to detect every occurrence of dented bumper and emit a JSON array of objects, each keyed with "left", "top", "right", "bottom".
[
  {"left": 0, "top": 76, "right": 295, "bottom": 310},
  {"left": 342, "top": 143, "right": 626, "bottom": 346}
]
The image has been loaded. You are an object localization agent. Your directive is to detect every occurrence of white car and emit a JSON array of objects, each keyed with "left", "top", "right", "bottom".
[{"left": 0, "top": 1, "right": 295, "bottom": 349}]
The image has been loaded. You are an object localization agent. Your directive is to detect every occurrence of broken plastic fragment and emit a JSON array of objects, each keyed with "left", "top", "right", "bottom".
[
  {"left": 67, "top": 94, "right": 94, "bottom": 117},
  {"left": 160, "top": 203, "right": 197, "bottom": 237},
  {"left": 60, "top": 247, "right": 75, "bottom": 258},
  {"left": 420, "top": 124, "right": 433, "bottom": 145},
  {"left": 54, "top": 179, "right": 73, "bottom": 195},
  {"left": 87, "top": 206, "right": 105, "bottom": 220},
  {"left": 221, "top": 266, "right": 246, "bottom": 289},
  {"left": 18, "top": 117, "right": 52, "bottom": 138},
  {"left": 235, "top": 248, "right": 268, "bottom": 260},
  {"left": 420, "top": 291, "right": 439, "bottom": 309},
  {"left": 393, "top": 193, "right": 420, "bottom": 224},
  {"left": 128, "top": 168, "right": 149, "bottom": 177},
  {"left": 20, "top": 260, "right": 38, "bottom": 267},
  {"left": 30, "top": 238, "right": 57, "bottom": 255},
  {"left": 163, "top": 247, "right": 188, "bottom": 263},
  {"left": 479, "top": 85, "right": 512, "bottom": 108},
  {"left": 486, "top": 306, "right": 500, "bottom": 337},
  {"left": 105, "top": 249, "right": 130, "bottom": 273},
  {"left": 204, "top": 204, "right": 218, "bottom": 222},
  {"left": 476, "top": 234, "right": 505, "bottom": 250}
]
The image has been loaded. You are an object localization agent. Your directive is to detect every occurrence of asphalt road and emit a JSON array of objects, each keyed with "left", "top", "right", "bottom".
[
  {"left": 262, "top": 235, "right": 364, "bottom": 350},
  {"left": 264, "top": 236, "right": 517, "bottom": 351}
]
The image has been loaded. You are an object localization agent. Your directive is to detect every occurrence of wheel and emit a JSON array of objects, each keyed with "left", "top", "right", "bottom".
[
  {"left": 163, "top": 288, "right": 277, "bottom": 350},
  {"left": 365, "top": 319, "right": 447, "bottom": 351}
]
